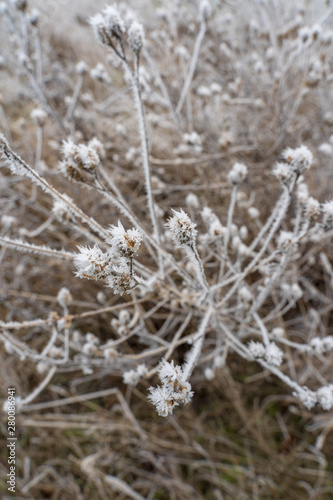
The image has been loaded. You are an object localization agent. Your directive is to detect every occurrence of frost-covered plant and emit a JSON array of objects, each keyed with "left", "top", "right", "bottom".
[{"left": 1, "top": 0, "right": 333, "bottom": 441}]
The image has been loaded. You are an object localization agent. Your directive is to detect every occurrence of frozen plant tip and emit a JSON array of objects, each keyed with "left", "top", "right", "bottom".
[
  {"left": 108, "top": 221, "right": 143, "bottom": 259},
  {"left": 166, "top": 209, "right": 197, "bottom": 248},
  {"left": 148, "top": 360, "right": 193, "bottom": 417},
  {"left": 90, "top": 5, "right": 125, "bottom": 47}
]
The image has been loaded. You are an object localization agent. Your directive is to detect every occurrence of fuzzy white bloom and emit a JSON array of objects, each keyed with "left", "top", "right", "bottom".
[
  {"left": 104, "top": 347, "right": 118, "bottom": 359},
  {"left": 57, "top": 288, "right": 72, "bottom": 308},
  {"left": 294, "top": 388, "right": 317, "bottom": 410},
  {"left": 271, "top": 327, "right": 285, "bottom": 338},
  {"left": 148, "top": 360, "right": 193, "bottom": 417},
  {"left": 199, "top": 0, "right": 212, "bottom": 21},
  {"left": 228, "top": 162, "right": 248, "bottom": 185},
  {"left": 282, "top": 145, "right": 313, "bottom": 173},
  {"left": 123, "top": 364, "right": 147, "bottom": 386},
  {"left": 108, "top": 221, "right": 143, "bottom": 259},
  {"left": 74, "top": 245, "right": 111, "bottom": 280},
  {"left": 305, "top": 197, "right": 321, "bottom": 219},
  {"left": 322, "top": 199, "right": 333, "bottom": 228},
  {"left": 76, "top": 61, "right": 88, "bottom": 75},
  {"left": 273, "top": 162, "right": 292, "bottom": 184},
  {"left": 90, "top": 63, "right": 111, "bottom": 83},
  {"left": 316, "top": 385, "right": 333, "bottom": 411},
  {"left": 166, "top": 209, "right": 197, "bottom": 248},
  {"left": 106, "top": 263, "right": 137, "bottom": 295},
  {"left": 128, "top": 21, "right": 145, "bottom": 53},
  {"left": 60, "top": 139, "right": 100, "bottom": 178},
  {"left": 76, "top": 144, "right": 100, "bottom": 171},
  {"left": 248, "top": 207, "right": 260, "bottom": 219},
  {"left": 186, "top": 193, "right": 200, "bottom": 209},
  {"left": 238, "top": 286, "right": 253, "bottom": 303},
  {"left": 248, "top": 341, "right": 266, "bottom": 359},
  {"left": 204, "top": 367, "right": 215, "bottom": 381},
  {"left": 30, "top": 108, "right": 47, "bottom": 127},
  {"left": 310, "top": 336, "right": 333, "bottom": 354},
  {"left": 118, "top": 309, "right": 131, "bottom": 325},
  {"left": 277, "top": 231, "right": 295, "bottom": 250},
  {"left": 265, "top": 342, "right": 283, "bottom": 366},
  {"left": 90, "top": 5, "right": 125, "bottom": 46}
]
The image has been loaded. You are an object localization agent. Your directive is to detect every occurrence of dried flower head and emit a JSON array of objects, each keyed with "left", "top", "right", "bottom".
[
  {"left": 108, "top": 221, "right": 143, "bottom": 259},
  {"left": 166, "top": 209, "right": 197, "bottom": 248}
]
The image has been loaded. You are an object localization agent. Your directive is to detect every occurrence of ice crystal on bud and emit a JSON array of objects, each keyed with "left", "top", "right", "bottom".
[
  {"left": 106, "top": 264, "right": 137, "bottom": 295},
  {"left": 273, "top": 162, "right": 293, "bottom": 184},
  {"left": 317, "top": 385, "right": 333, "bottom": 410},
  {"left": 148, "top": 360, "right": 193, "bottom": 417},
  {"left": 310, "top": 336, "right": 333, "bottom": 354},
  {"left": 166, "top": 209, "right": 197, "bottom": 248},
  {"left": 123, "top": 364, "right": 148, "bottom": 386},
  {"left": 128, "top": 21, "right": 145, "bottom": 54},
  {"left": 294, "top": 387, "right": 317, "bottom": 410},
  {"left": 57, "top": 288, "right": 72, "bottom": 308},
  {"left": 265, "top": 343, "right": 283, "bottom": 366},
  {"left": 282, "top": 145, "right": 313, "bottom": 173},
  {"left": 322, "top": 199, "right": 333, "bottom": 228},
  {"left": 228, "top": 162, "right": 248, "bottom": 184},
  {"left": 90, "top": 5, "right": 125, "bottom": 46},
  {"left": 305, "top": 197, "right": 320, "bottom": 218},
  {"left": 30, "top": 108, "right": 47, "bottom": 127},
  {"left": 108, "top": 221, "right": 143, "bottom": 259},
  {"left": 248, "top": 341, "right": 266, "bottom": 359},
  {"left": 199, "top": 0, "right": 212, "bottom": 21},
  {"left": 74, "top": 245, "right": 111, "bottom": 280}
]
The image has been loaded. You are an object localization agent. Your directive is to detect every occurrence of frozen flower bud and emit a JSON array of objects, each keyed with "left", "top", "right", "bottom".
[
  {"left": 199, "top": 0, "right": 212, "bottom": 22},
  {"left": 282, "top": 145, "right": 313, "bottom": 174},
  {"left": 305, "top": 197, "right": 320, "bottom": 219},
  {"left": 148, "top": 360, "right": 193, "bottom": 417},
  {"left": 166, "top": 209, "right": 197, "bottom": 248},
  {"left": 104, "top": 347, "right": 118, "bottom": 359},
  {"left": 310, "top": 336, "right": 333, "bottom": 354},
  {"left": 90, "top": 63, "right": 111, "bottom": 83},
  {"left": 77, "top": 144, "right": 100, "bottom": 171},
  {"left": 316, "top": 385, "right": 333, "bottom": 411},
  {"left": 204, "top": 367, "right": 215, "bottom": 381},
  {"left": 106, "top": 264, "right": 137, "bottom": 295},
  {"left": 290, "top": 283, "right": 303, "bottom": 300},
  {"left": 119, "top": 309, "right": 130, "bottom": 325},
  {"left": 273, "top": 162, "right": 293, "bottom": 184},
  {"left": 76, "top": 61, "right": 88, "bottom": 75},
  {"left": 74, "top": 245, "right": 111, "bottom": 280},
  {"left": 108, "top": 221, "right": 143, "bottom": 259},
  {"left": 322, "top": 199, "right": 333, "bottom": 228},
  {"left": 248, "top": 341, "right": 266, "bottom": 359},
  {"left": 228, "top": 162, "right": 248, "bottom": 184},
  {"left": 88, "top": 137, "right": 106, "bottom": 159},
  {"left": 186, "top": 192, "right": 199, "bottom": 209},
  {"left": 30, "top": 108, "right": 47, "bottom": 127},
  {"left": 1, "top": 215, "right": 17, "bottom": 228},
  {"left": 123, "top": 364, "right": 147, "bottom": 386},
  {"left": 238, "top": 286, "right": 252, "bottom": 303},
  {"left": 29, "top": 8, "right": 39, "bottom": 26},
  {"left": 128, "top": 20, "right": 145, "bottom": 54},
  {"left": 265, "top": 342, "right": 283, "bottom": 366},
  {"left": 90, "top": 5, "right": 125, "bottom": 46},
  {"left": 294, "top": 387, "right": 317, "bottom": 410},
  {"left": 271, "top": 327, "right": 285, "bottom": 338},
  {"left": 277, "top": 230, "right": 295, "bottom": 250},
  {"left": 248, "top": 206, "right": 260, "bottom": 219},
  {"left": 318, "top": 143, "right": 333, "bottom": 156},
  {"left": 57, "top": 287, "right": 73, "bottom": 308}
]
